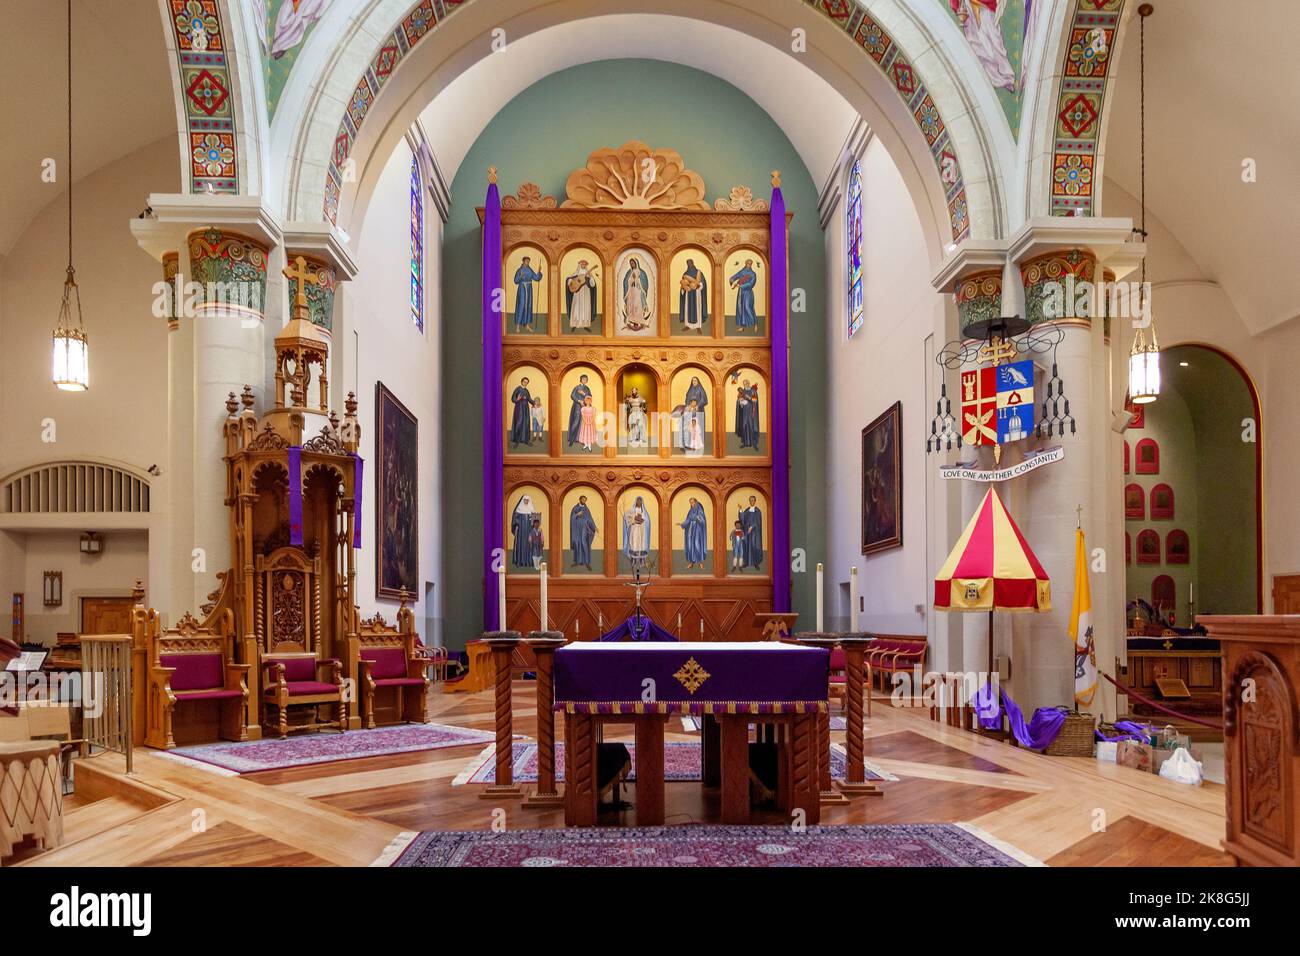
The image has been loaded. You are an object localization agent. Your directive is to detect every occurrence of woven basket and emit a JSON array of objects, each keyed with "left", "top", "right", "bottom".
[{"left": 1045, "top": 711, "right": 1096, "bottom": 756}]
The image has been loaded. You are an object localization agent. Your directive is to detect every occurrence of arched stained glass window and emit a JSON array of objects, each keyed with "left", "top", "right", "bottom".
[
  {"left": 847, "top": 160, "right": 864, "bottom": 339},
  {"left": 410, "top": 154, "right": 425, "bottom": 332}
]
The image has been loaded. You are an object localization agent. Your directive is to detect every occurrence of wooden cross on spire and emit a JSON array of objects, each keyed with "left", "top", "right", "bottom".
[{"left": 284, "top": 255, "right": 316, "bottom": 321}]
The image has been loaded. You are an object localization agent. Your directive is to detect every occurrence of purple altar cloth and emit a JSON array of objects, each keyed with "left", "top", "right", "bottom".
[
  {"left": 598, "top": 615, "right": 677, "bottom": 642},
  {"left": 972, "top": 683, "right": 1066, "bottom": 751},
  {"left": 554, "top": 641, "right": 828, "bottom": 715}
]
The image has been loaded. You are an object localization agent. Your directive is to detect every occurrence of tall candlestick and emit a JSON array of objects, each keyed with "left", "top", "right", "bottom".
[
  {"left": 539, "top": 562, "right": 548, "bottom": 631},
  {"left": 677, "top": 613, "right": 682, "bottom": 635},
  {"left": 849, "top": 566, "right": 859, "bottom": 631},
  {"left": 700, "top": 619, "right": 704, "bottom": 639},
  {"left": 497, "top": 566, "right": 506, "bottom": 630},
  {"left": 816, "top": 562, "right": 824, "bottom": 631}
]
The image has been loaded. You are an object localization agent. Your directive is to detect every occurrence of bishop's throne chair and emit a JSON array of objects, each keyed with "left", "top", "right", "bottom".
[{"left": 256, "top": 547, "right": 347, "bottom": 737}]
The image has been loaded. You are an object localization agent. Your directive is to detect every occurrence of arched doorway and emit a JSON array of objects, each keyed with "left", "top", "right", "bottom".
[{"left": 1124, "top": 343, "right": 1262, "bottom": 627}]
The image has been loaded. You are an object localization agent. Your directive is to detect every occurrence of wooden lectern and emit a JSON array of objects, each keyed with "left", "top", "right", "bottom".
[{"left": 1198, "top": 615, "right": 1300, "bottom": 867}]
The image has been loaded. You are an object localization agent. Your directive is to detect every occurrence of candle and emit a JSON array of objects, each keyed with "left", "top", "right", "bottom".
[
  {"left": 598, "top": 612, "right": 603, "bottom": 634},
  {"left": 497, "top": 566, "right": 506, "bottom": 630},
  {"left": 849, "top": 566, "right": 859, "bottom": 631},
  {"left": 700, "top": 620, "right": 704, "bottom": 639},
  {"left": 677, "top": 613, "right": 682, "bottom": 635},
  {"left": 575, "top": 619, "right": 580, "bottom": 640},
  {"left": 540, "top": 561, "right": 548, "bottom": 631},
  {"left": 816, "top": 562, "right": 824, "bottom": 631}
]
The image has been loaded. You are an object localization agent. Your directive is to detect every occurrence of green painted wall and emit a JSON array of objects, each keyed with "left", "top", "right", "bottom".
[{"left": 439, "top": 58, "right": 827, "bottom": 647}]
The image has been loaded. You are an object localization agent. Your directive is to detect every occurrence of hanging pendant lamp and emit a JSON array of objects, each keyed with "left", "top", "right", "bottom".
[
  {"left": 52, "top": 0, "right": 88, "bottom": 391},
  {"left": 1128, "top": 3, "right": 1158, "bottom": 404}
]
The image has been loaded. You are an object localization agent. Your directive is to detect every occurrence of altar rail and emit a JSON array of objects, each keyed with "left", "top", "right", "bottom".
[{"left": 80, "top": 635, "right": 133, "bottom": 773}]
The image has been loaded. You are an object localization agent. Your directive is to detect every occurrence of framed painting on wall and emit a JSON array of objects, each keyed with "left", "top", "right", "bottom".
[
  {"left": 861, "top": 401, "right": 902, "bottom": 555},
  {"left": 376, "top": 382, "right": 419, "bottom": 599}
]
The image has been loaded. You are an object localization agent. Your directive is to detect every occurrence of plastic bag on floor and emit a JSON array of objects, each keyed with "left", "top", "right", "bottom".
[{"left": 1157, "top": 746, "right": 1203, "bottom": 786}]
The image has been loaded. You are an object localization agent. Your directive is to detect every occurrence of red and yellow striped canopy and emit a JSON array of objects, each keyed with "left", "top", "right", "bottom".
[{"left": 934, "top": 486, "right": 1051, "bottom": 612}]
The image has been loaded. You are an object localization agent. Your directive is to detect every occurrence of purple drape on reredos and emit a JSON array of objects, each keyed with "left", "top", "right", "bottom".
[
  {"left": 597, "top": 615, "right": 678, "bottom": 642},
  {"left": 972, "top": 683, "right": 1067, "bottom": 750},
  {"left": 770, "top": 185, "right": 791, "bottom": 612},
  {"left": 351, "top": 454, "right": 363, "bottom": 548},
  {"left": 482, "top": 182, "right": 504, "bottom": 630},
  {"left": 288, "top": 446, "right": 303, "bottom": 545}
]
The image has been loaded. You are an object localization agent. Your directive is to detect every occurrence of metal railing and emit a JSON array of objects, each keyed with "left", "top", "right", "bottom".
[{"left": 80, "top": 635, "right": 133, "bottom": 773}]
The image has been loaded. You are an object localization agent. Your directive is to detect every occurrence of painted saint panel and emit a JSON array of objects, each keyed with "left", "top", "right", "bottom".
[
  {"left": 670, "top": 369, "right": 711, "bottom": 457},
  {"left": 562, "top": 486, "right": 604, "bottom": 575},
  {"left": 671, "top": 489, "right": 712, "bottom": 576},
  {"left": 560, "top": 246, "right": 603, "bottom": 335},
  {"left": 724, "top": 367, "right": 767, "bottom": 456},
  {"left": 670, "top": 247, "right": 712, "bottom": 336},
  {"left": 504, "top": 245, "right": 548, "bottom": 335},
  {"left": 616, "top": 486, "right": 659, "bottom": 575},
  {"left": 506, "top": 485, "right": 549, "bottom": 574},
  {"left": 376, "top": 382, "right": 418, "bottom": 599},
  {"left": 504, "top": 364, "right": 548, "bottom": 454},
  {"left": 725, "top": 486, "right": 767, "bottom": 575},
  {"left": 724, "top": 251, "right": 766, "bottom": 336},
  {"left": 560, "top": 365, "right": 607, "bottom": 456},
  {"left": 614, "top": 248, "right": 657, "bottom": 336}
]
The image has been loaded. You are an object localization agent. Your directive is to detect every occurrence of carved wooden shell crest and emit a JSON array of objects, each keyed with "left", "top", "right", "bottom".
[{"left": 562, "top": 141, "right": 709, "bottom": 211}]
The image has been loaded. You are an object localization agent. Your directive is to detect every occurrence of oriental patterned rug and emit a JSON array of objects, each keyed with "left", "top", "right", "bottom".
[
  {"left": 152, "top": 723, "right": 496, "bottom": 775},
  {"left": 451, "top": 741, "right": 897, "bottom": 785},
  {"left": 379, "top": 823, "right": 1041, "bottom": 867}
]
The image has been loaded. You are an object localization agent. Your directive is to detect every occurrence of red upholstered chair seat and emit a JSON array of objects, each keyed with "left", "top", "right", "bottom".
[
  {"left": 360, "top": 646, "right": 407, "bottom": 680},
  {"left": 285, "top": 680, "right": 341, "bottom": 697},
  {"left": 375, "top": 677, "right": 425, "bottom": 688},
  {"left": 161, "top": 651, "right": 224, "bottom": 692},
  {"left": 174, "top": 688, "right": 245, "bottom": 702},
  {"left": 268, "top": 656, "right": 318, "bottom": 682}
]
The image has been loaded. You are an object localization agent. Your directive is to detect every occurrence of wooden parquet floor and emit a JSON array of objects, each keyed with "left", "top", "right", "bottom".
[{"left": 21, "top": 682, "right": 1231, "bottom": 867}]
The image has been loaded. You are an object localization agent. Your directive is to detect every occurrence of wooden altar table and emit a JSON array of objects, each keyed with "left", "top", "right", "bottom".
[{"left": 554, "top": 642, "right": 828, "bottom": 827}]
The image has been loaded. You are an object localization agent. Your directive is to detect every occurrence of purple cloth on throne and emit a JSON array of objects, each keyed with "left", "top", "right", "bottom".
[
  {"left": 597, "top": 615, "right": 678, "bottom": 643},
  {"left": 288, "top": 445, "right": 303, "bottom": 546},
  {"left": 972, "top": 682, "right": 1066, "bottom": 751},
  {"left": 554, "top": 641, "right": 829, "bottom": 713}
]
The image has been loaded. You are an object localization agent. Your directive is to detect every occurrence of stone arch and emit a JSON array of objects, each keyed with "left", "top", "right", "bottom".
[{"left": 270, "top": 0, "right": 1011, "bottom": 255}]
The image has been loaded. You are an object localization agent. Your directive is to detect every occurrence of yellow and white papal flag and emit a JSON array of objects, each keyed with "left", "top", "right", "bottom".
[{"left": 1070, "top": 526, "right": 1097, "bottom": 708}]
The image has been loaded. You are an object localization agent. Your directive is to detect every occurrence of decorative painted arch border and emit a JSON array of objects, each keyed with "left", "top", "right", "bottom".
[
  {"left": 1049, "top": 0, "right": 1126, "bottom": 216},
  {"left": 167, "top": 0, "right": 240, "bottom": 194},
  {"left": 316, "top": 0, "right": 972, "bottom": 242}
]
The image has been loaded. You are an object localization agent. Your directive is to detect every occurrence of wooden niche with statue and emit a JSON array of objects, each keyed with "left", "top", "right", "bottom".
[{"left": 481, "top": 142, "right": 793, "bottom": 650}]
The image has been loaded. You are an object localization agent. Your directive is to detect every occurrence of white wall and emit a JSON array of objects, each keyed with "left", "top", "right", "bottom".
[
  {"left": 825, "top": 138, "right": 938, "bottom": 637},
  {"left": 9, "top": 531, "right": 147, "bottom": 644},
  {"left": 344, "top": 141, "right": 444, "bottom": 644},
  {"left": 0, "top": 138, "right": 176, "bottom": 615}
]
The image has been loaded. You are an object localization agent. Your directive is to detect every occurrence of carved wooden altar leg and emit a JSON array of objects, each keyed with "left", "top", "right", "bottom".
[
  {"left": 564, "top": 713, "right": 597, "bottom": 827},
  {"left": 719, "top": 716, "right": 750, "bottom": 824},
  {"left": 525, "top": 639, "right": 565, "bottom": 809},
  {"left": 480, "top": 638, "right": 522, "bottom": 799},
  {"left": 791, "top": 713, "right": 820, "bottom": 824},
  {"left": 837, "top": 643, "right": 881, "bottom": 797},
  {"left": 634, "top": 714, "right": 666, "bottom": 826}
]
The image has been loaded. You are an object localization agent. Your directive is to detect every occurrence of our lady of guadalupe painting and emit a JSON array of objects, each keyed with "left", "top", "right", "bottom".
[
  {"left": 615, "top": 248, "right": 656, "bottom": 336},
  {"left": 376, "top": 382, "right": 419, "bottom": 597},
  {"left": 861, "top": 401, "right": 902, "bottom": 555}
]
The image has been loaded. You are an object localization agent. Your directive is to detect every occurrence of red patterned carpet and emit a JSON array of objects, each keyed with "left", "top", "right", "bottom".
[
  {"left": 453, "top": 741, "right": 895, "bottom": 785},
  {"left": 385, "top": 823, "right": 1040, "bottom": 867},
  {"left": 154, "top": 723, "right": 495, "bottom": 774}
]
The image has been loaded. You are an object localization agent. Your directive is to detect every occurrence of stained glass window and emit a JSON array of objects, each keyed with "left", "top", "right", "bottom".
[
  {"left": 410, "top": 154, "right": 424, "bottom": 332},
  {"left": 847, "top": 160, "right": 864, "bottom": 339}
]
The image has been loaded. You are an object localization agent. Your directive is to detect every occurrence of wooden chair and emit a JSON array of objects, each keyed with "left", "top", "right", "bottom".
[
  {"left": 260, "top": 643, "right": 346, "bottom": 738},
  {"left": 867, "top": 636, "right": 928, "bottom": 693},
  {"left": 144, "top": 611, "right": 250, "bottom": 750},
  {"left": 357, "top": 606, "right": 429, "bottom": 729}
]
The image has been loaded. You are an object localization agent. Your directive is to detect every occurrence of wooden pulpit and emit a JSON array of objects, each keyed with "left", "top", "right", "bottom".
[{"left": 1198, "top": 615, "right": 1300, "bottom": 867}]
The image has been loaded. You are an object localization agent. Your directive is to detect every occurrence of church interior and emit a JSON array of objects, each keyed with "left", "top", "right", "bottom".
[{"left": 2, "top": 0, "right": 1298, "bottom": 891}]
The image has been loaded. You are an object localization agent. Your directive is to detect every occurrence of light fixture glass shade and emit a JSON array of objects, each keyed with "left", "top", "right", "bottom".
[
  {"left": 52, "top": 326, "right": 89, "bottom": 391},
  {"left": 1129, "top": 340, "right": 1160, "bottom": 404}
]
